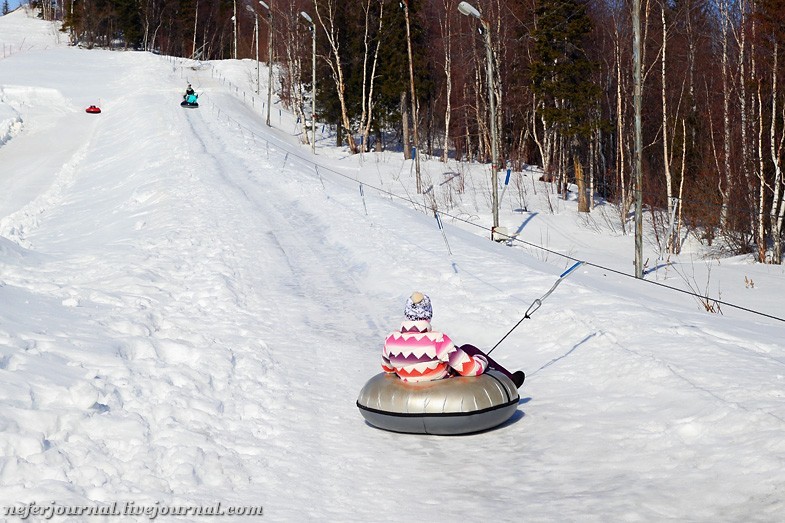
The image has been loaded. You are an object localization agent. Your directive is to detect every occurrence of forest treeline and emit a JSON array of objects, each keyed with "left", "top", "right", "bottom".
[{"left": 27, "top": 0, "right": 785, "bottom": 264}]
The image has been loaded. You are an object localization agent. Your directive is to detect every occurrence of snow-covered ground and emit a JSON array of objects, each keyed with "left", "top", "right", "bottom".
[{"left": 1, "top": 8, "right": 785, "bottom": 522}]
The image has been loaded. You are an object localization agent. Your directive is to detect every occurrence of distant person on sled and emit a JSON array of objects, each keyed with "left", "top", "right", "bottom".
[
  {"left": 182, "top": 84, "right": 198, "bottom": 105},
  {"left": 382, "top": 292, "right": 525, "bottom": 388}
]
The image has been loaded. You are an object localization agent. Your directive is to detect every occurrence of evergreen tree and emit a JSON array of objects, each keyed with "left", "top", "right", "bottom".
[
  {"left": 116, "top": 0, "right": 142, "bottom": 49},
  {"left": 374, "top": 2, "right": 411, "bottom": 133},
  {"left": 374, "top": 0, "right": 432, "bottom": 147},
  {"left": 2, "top": 1, "right": 9, "bottom": 16},
  {"left": 313, "top": 0, "right": 391, "bottom": 150},
  {"left": 530, "top": 0, "right": 599, "bottom": 142},
  {"left": 530, "top": 0, "right": 600, "bottom": 206}
]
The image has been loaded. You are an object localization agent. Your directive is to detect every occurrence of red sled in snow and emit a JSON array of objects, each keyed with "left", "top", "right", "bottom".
[{"left": 85, "top": 105, "right": 101, "bottom": 114}]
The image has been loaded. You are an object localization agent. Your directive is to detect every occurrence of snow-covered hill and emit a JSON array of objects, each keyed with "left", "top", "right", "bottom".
[{"left": 1, "top": 8, "right": 784, "bottom": 522}]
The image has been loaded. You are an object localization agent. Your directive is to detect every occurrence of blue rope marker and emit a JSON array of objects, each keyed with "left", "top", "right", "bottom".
[
  {"left": 359, "top": 183, "right": 368, "bottom": 215},
  {"left": 434, "top": 211, "right": 452, "bottom": 255},
  {"left": 499, "top": 161, "right": 512, "bottom": 205},
  {"left": 488, "top": 260, "right": 586, "bottom": 355}
]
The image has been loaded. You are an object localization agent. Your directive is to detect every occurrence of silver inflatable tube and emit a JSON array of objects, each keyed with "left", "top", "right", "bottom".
[{"left": 356, "top": 370, "right": 519, "bottom": 435}]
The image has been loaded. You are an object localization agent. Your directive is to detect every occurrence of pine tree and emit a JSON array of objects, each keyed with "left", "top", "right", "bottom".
[
  {"left": 2, "top": 1, "right": 9, "bottom": 16},
  {"left": 116, "top": 0, "right": 143, "bottom": 49},
  {"left": 530, "top": 0, "right": 599, "bottom": 140},
  {"left": 530, "top": 0, "right": 600, "bottom": 206},
  {"left": 374, "top": 0, "right": 432, "bottom": 152},
  {"left": 374, "top": 2, "right": 411, "bottom": 139}
]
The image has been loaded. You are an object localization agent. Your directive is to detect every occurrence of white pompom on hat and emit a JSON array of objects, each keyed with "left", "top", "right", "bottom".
[{"left": 404, "top": 292, "right": 433, "bottom": 321}]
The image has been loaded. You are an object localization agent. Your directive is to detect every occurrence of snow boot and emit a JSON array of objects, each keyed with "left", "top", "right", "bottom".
[{"left": 511, "top": 371, "right": 525, "bottom": 388}]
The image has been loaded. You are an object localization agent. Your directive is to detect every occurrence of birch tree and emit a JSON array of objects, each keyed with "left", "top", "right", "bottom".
[
  {"left": 717, "top": 0, "right": 735, "bottom": 230},
  {"left": 313, "top": 0, "right": 385, "bottom": 155},
  {"left": 438, "top": 0, "right": 455, "bottom": 163},
  {"left": 767, "top": 40, "right": 785, "bottom": 263}
]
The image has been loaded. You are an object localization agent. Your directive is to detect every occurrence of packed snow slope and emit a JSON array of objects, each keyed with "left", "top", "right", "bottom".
[{"left": 2, "top": 9, "right": 785, "bottom": 522}]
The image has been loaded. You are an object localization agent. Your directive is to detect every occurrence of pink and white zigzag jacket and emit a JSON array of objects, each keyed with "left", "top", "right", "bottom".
[{"left": 382, "top": 320, "right": 488, "bottom": 382}]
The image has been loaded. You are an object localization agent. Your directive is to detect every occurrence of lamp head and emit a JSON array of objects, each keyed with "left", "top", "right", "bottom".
[{"left": 457, "top": 1, "right": 481, "bottom": 19}]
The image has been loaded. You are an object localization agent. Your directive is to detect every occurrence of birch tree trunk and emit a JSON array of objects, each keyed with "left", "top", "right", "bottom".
[
  {"left": 614, "top": 29, "right": 630, "bottom": 234},
  {"left": 463, "top": 83, "right": 472, "bottom": 161},
  {"left": 359, "top": 1, "right": 384, "bottom": 152},
  {"left": 738, "top": 0, "right": 753, "bottom": 201},
  {"left": 362, "top": 0, "right": 384, "bottom": 152},
  {"left": 769, "top": 42, "right": 785, "bottom": 264},
  {"left": 719, "top": 0, "right": 732, "bottom": 229},
  {"left": 143, "top": 16, "right": 150, "bottom": 52},
  {"left": 659, "top": 3, "right": 685, "bottom": 253},
  {"left": 590, "top": 130, "right": 597, "bottom": 210},
  {"left": 675, "top": 118, "right": 686, "bottom": 254},
  {"left": 474, "top": 46, "right": 489, "bottom": 162},
  {"left": 313, "top": 1, "right": 359, "bottom": 153},
  {"left": 752, "top": 16, "right": 767, "bottom": 262},
  {"left": 661, "top": 5, "right": 674, "bottom": 235},
  {"left": 531, "top": 95, "right": 546, "bottom": 173},
  {"left": 757, "top": 69, "right": 767, "bottom": 262},
  {"left": 492, "top": 3, "right": 503, "bottom": 166},
  {"left": 192, "top": 1, "right": 198, "bottom": 59},
  {"left": 440, "top": 0, "right": 453, "bottom": 163}
]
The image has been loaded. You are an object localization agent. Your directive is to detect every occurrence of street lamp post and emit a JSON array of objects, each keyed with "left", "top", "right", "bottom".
[
  {"left": 633, "top": 0, "right": 644, "bottom": 278},
  {"left": 232, "top": 0, "right": 238, "bottom": 59},
  {"left": 245, "top": 5, "right": 260, "bottom": 95},
  {"left": 458, "top": 1, "right": 499, "bottom": 233},
  {"left": 259, "top": 1, "right": 273, "bottom": 127},
  {"left": 301, "top": 11, "right": 316, "bottom": 155},
  {"left": 402, "top": 0, "right": 421, "bottom": 193}
]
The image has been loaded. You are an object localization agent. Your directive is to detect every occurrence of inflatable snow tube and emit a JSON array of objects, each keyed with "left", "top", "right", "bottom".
[
  {"left": 180, "top": 101, "right": 199, "bottom": 108},
  {"left": 85, "top": 105, "right": 101, "bottom": 114},
  {"left": 357, "top": 370, "right": 519, "bottom": 435}
]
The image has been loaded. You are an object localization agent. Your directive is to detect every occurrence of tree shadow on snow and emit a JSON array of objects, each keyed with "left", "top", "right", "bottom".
[
  {"left": 530, "top": 333, "right": 597, "bottom": 376},
  {"left": 514, "top": 212, "right": 539, "bottom": 235}
]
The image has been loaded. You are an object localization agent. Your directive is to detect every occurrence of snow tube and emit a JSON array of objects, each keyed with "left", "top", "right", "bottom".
[
  {"left": 181, "top": 94, "right": 198, "bottom": 108},
  {"left": 85, "top": 105, "right": 101, "bottom": 114},
  {"left": 356, "top": 370, "right": 519, "bottom": 435}
]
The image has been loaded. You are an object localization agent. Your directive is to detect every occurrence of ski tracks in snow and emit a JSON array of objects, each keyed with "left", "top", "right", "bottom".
[
  {"left": 0, "top": 62, "right": 389, "bottom": 513},
  {"left": 175, "top": 91, "right": 392, "bottom": 516}
]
